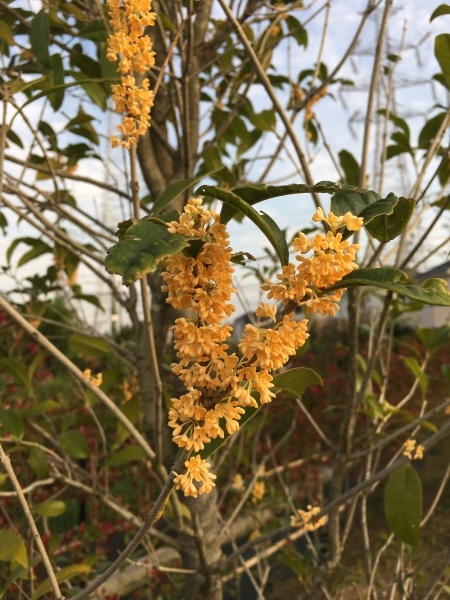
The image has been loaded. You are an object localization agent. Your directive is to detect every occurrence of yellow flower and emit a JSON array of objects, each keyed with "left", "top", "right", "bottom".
[
  {"left": 173, "top": 455, "right": 217, "bottom": 498},
  {"left": 291, "top": 505, "right": 326, "bottom": 531},
  {"left": 107, "top": 0, "right": 156, "bottom": 148},
  {"left": 252, "top": 481, "right": 265, "bottom": 503},
  {"left": 83, "top": 369, "right": 103, "bottom": 388},
  {"left": 403, "top": 439, "right": 425, "bottom": 460}
]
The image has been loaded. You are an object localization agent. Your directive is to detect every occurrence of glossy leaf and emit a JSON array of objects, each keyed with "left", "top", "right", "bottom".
[
  {"left": 327, "top": 269, "right": 450, "bottom": 306},
  {"left": 58, "top": 430, "right": 90, "bottom": 459},
  {"left": 105, "top": 219, "right": 191, "bottom": 285},
  {"left": 34, "top": 500, "right": 66, "bottom": 518},
  {"left": 435, "top": 34, "right": 450, "bottom": 88},
  {"left": 364, "top": 196, "right": 416, "bottom": 242},
  {"left": 272, "top": 367, "right": 323, "bottom": 397},
  {"left": 31, "top": 564, "right": 91, "bottom": 600},
  {"left": 384, "top": 464, "right": 422, "bottom": 545},
  {"left": 0, "top": 530, "right": 28, "bottom": 568},
  {"left": 196, "top": 185, "right": 289, "bottom": 266}
]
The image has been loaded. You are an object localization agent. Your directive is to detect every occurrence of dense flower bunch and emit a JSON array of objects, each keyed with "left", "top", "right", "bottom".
[
  {"left": 106, "top": 0, "right": 156, "bottom": 148},
  {"left": 162, "top": 199, "right": 362, "bottom": 497},
  {"left": 262, "top": 207, "right": 362, "bottom": 316}
]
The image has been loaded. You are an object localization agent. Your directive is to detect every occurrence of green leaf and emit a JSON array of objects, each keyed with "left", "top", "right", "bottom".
[
  {"left": 327, "top": 269, "right": 450, "bottom": 307},
  {"left": 0, "top": 20, "right": 14, "bottom": 45},
  {"left": 31, "top": 564, "right": 91, "bottom": 600},
  {"left": 364, "top": 196, "right": 416, "bottom": 242},
  {"left": 6, "top": 237, "right": 51, "bottom": 267},
  {"left": 402, "top": 357, "right": 428, "bottom": 396},
  {"left": 28, "top": 447, "right": 49, "bottom": 479},
  {"left": 0, "top": 358, "right": 32, "bottom": 394},
  {"left": 105, "top": 219, "right": 191, "bottom": 285},
  {"left": 68, "top": 333, "right": 111, "bottom": 358},
  {"left": 72, "top": 72, "right": 108, "bottom": 110},
  {"left": 5, "top": 127, "right": 23, "bottom": 149},
  {"left": 58, "top": 430, "right": 90, "bottom": 459},
  {"left": 435, "top": 34, "right": 450, "bottom": 88},
  {"left": 417, "top": 324, "right": 450, "bottom": 351},
  {"left": 384, "top": 464, "right": 422, "bottom": 545},
  {"left": 34, "top": 500, "right": 66, "bottom": 518},
  {"left": 152, "top": 170, "right": 220, "bottom": 215},
  {"left": 418, "top": 113, "right": 447, "bottom": 149},
  {"left": 430, "top": 4, "right": 450, "bottom": 21},
  {"left": 30, "top": 10, "right": 50, "bottom": 66},
  {"left": 196, "top": 185, "right": 289, "bottom": 266},
  {"left": 0, "top": 409, "right": 24, "bottom": 440},
  {"left": 248, "top": 108, "right": 276, "bottom": 131},
  {"left": 47, "top": 53, "right": 65, "bottom": 110},
  {"left": 0, "top": 530, "right": 28, "bottom": 568},
  {"left": 272, "top": 367, "right": 323, "bottom": 397},
  {"left": 285, "top": 15, "right": 308, "bottom": 47},
  {"left": 105, "top": 445, "right": 145, "bottom": 468},
  {"left": 338, "top": 150, "right": 360, "bottom": 186}
]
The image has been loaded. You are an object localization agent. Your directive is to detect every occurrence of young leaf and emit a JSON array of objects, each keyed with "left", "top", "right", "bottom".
[
  {"left": 105, "top": 219, "right": 191, "bottom": 285},
  {"left": 34, "top": 500, "right": 66, "bottom": 518},
  {"left": 384, "top": 464, "right": 422, "bottom": 545},
  {"left": 0, "top": 530, "right": 28, "bottom": 568}
]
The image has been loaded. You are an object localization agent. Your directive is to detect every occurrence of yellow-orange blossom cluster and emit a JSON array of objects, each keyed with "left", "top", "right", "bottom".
[
  {"left": 106, "top": 0, "right": 156, "bottom": 148},
  {"left": 162, "top": 199, "right": 363, "bottom": 497}
]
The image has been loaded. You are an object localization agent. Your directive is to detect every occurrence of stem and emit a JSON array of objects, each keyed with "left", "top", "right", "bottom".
[
  {"left": 129, "top": 143, "right": 164, "bottom": 464},
  {"left": 359, "top": 0, "right": 394, "bottom": 186},
  {"left": 0, "top": 443, "right": 64, "bottom": 600}
]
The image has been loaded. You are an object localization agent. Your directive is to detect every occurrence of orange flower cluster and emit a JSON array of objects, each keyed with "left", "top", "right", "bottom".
[
  {"left": 263, "top": 207, "right": 362, "bottom": 316},
  {"left": 162, "top": 199, "right": 362, "bottom": 497},
  {"left": 106, "top": 0, "right": 156, "bottom": 148}
]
